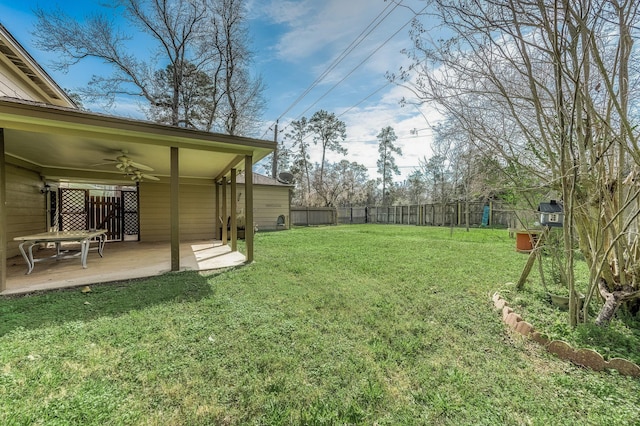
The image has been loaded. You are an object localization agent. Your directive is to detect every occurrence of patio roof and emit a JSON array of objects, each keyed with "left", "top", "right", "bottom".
[
  {"left": 0, "top": 97, "right": 274, "bottom": 183},
  {"left": 0, "top": 22, "right": 275, "bottom": 294},
  {"left": 0, "top": 97, "right": 273, "bottom": 293}
]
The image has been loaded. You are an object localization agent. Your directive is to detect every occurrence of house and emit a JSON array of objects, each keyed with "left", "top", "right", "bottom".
[{"left": 0, "top": 23, "right": 275, "bottom": 293}]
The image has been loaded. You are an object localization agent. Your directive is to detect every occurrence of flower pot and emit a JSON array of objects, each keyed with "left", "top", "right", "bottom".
[
  {"left": 515, "top": 230, "right": 542, "bottom": 252},
  {"left": 547, "top": 292, "right": 585, "bottom": 310}
]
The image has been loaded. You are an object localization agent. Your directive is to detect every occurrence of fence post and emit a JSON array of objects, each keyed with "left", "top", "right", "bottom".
[{"left": 489, "top": 200, "right": 493, "bottom": 226}]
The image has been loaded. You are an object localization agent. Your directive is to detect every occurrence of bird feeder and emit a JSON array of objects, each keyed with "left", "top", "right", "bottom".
[{"left": 538, "top": 200, "right": 563, "bottom": 228}]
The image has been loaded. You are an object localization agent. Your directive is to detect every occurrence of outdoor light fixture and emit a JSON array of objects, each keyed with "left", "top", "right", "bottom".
[{"left": 40, "top": 183, "right": 51, "bottom": 194}]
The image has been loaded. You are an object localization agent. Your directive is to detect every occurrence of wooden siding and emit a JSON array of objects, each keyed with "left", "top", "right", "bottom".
[
  {"left": 224, "top": 184, "right": 290, "bottom": 231},
  {"left": 139, "top": 181, "right": 289, "bottom": 241},
  {"left": 0, "top": 62, "right": 47, "bottom": 102},
  {"left": 5, "top": 164, "right": 46, "bottom": 257},
  {"left": 139, "top": 182, "right": 215, "bottom": 242}
]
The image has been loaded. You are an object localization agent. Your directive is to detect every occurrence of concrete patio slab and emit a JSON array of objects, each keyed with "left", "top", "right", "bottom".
[{"left": 2, "top": 240, "right": 245, "bottom": 296}]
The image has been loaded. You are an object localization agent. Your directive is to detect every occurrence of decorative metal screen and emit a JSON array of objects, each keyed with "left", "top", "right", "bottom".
[
  {"left": 59, "top": 189, "right": 88, "bottom": 231},
  {"left": 49, "top": 190, "right": 59, "bottom": 231},
  {"left": 122, "top": 191, "right": 139, "bottom": 237}
]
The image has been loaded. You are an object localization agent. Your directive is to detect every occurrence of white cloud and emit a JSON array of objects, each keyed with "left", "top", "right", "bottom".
[
  {"left": 256, "top": 0, "right": 439, "bottom": 182},
  {"left": 275, "top": 83, "right": 441, "bottom": 182},
  {"left": 337, "top": 87, "right": 442, "bottom": 181},
  {"left": 258, "top": 0, "right": 314, "bottom": 25},
  {"left": 260, "top": 0, "right": 421, "bottom": 62}
]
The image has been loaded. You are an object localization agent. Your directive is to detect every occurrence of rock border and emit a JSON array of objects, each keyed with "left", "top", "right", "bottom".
[{"left": 492, "top": 291, "right": 640, "bottom": 377}]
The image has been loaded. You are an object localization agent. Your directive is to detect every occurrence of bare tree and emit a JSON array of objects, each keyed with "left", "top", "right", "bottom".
[
  {"left": 33, "top": 0, "right": 263, "bottom": 135},
  {"left": 311, "top": 160, "right": 369, "bottom": 207},
  {"left": 394, "top": 0, "right": 640, "bottom": 326},
  {"left": 209, "top": 0, "right": 265, "bottom": 135}
]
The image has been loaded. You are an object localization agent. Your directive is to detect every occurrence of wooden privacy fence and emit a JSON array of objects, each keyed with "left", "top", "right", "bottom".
[
  {"left": 337, "top": 207, "right": 368, "bottom": 224},
  {"left": 367, "top": 202, "right": 513, "bottom": 227},
  {"left": 292, "top": 202, "right": 514, "bottom": 228},
  {"left": 291, "top": 207, "right": 338, "bottom": 226}
]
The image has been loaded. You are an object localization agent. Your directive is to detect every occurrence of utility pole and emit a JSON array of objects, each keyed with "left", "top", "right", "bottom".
[{"left": 271, "top": 120, "right": 278, "bottom": 179}]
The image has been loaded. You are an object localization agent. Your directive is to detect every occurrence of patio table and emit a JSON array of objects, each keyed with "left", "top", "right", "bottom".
[{"left": 13, "top": 230, "right": 107, "bottom": 274}]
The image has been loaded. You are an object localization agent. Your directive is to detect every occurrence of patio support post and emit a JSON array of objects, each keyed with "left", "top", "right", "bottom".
[
  {"left": 230, "top": 169, "right": 237, "bottom": 252},
  {"left": 221, "top": 177, "right": 228, "bottom": 245},
  {"left": 170, "top": 147, "right": 180, "bottom": 271},
  {"left": 214, "top": 181, "right": 221, "bottom": 240},
  {"left": 0, "top": 128, "right": 6, "bottom": 291},
  {"left": 244, "top": 155, "right": 254, "bottom": 262}
]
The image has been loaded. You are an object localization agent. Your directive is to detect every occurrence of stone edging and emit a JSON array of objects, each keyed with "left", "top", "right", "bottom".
[{"left": 492, "top": 291, "right": 640, "bottom": 377}]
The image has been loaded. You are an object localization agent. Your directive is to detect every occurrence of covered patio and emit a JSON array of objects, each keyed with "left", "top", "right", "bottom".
[
  {"left": 3, "top": 240, "right": 246, "bottom": 295},
  {"left": 0, "top": 97, "right": 275, "bottom": 295}
]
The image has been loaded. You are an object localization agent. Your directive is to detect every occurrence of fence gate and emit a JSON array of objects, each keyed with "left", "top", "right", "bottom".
[
  {"left": 89, "top": 195, "right": 122, "bottom": 241},
  {"left": 59, "top": 188, "right": 138, "bottom": 242}
]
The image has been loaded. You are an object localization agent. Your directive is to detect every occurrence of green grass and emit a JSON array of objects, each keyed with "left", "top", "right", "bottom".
[{"left": 1, "top": 225, "right": 639, "bottom": 425}]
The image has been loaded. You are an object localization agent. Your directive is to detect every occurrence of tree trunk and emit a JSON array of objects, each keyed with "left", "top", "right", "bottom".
[
  {"left": 595, "top": 278, "right": 640, "bottom": 326},
  {"left": 595, "top": 279, "right": 622, "bottom": 326}
]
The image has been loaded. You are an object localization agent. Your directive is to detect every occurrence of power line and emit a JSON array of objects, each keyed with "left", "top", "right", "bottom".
[
  {"left": 337, "top": 81, "right": 391, "bottom": 119},
  {"left": 273, "top": 81, "right": 392, "bottom": 142},
  {"left": 264, "top": 0, "right": 404, "bottom": 140},
  {"left": 290, "top": 3, "right": 428, "bottom": 123},
  {"left": 274, "top": 0, "right": 401, "bottom": 124},
  {"left": 264, "top": 1, "right": 428, "bottom": 145}
]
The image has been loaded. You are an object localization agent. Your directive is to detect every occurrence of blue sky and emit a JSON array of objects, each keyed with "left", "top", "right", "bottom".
[{"left": 0, "top": 0, "right": 439, "bottom": 180}]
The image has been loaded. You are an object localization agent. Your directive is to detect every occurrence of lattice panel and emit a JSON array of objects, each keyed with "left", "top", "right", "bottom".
[
  {"left": 123, "top": 191, "right": 138, "bottom": 211},
  {"left": 60, "top": 189, "right": 88, "bottom": 231},
  {"left": 122, "top": 190, "right": 139, "bottom": 236},
  {"left": 123, "top": 213, "right": 139, "bottom": 235}
]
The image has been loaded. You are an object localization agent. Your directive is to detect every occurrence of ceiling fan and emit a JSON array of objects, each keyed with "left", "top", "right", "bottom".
[
  {"left": 130, "top": 170, "right": 160, "bottom": 182},
  {"left": 94, "top": 151, "right": 159, "bottom": 181},
  {"left": 95, "top": 151, "right": 154, "bottom": 171}
]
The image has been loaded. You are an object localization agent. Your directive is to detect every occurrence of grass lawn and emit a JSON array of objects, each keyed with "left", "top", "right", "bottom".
[{"left": 1, "top": 225, "right": 639, "bottom": 425}]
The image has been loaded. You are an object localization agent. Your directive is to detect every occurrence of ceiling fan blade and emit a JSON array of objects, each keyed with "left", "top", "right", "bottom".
[
  {"left": 141, "top": 173, "right": 160, "bottom": 181},
  {"left": 129, "top": 160, "right": 154, "bottom": 171},
  {"left": 91, "top": 159, "right": 118, "bottom": 167}
]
